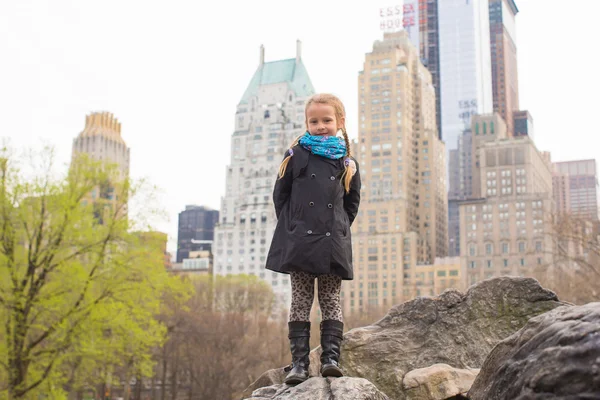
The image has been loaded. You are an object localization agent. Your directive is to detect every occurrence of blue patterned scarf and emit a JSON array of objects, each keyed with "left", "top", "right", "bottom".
[{"left": 298, "top": 132, "right": 347, "bottom": 160}]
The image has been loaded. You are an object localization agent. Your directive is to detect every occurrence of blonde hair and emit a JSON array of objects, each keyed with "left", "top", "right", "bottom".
[{"left": 278, "top": 93, "right": 355, "bottom": 193}]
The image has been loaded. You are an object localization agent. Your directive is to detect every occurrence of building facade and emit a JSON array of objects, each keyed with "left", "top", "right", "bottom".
[
  {"left": 71, "top": 112, "right": 131, "bottom": 221},
  {"left": 448, "top": 114, "right": 508, "bottom": 256},
  {"left": 489, "top": 0, "right": 519, "bottom": 136},
  {"left": 212, "top": 42, "right": 315, "bottom": 307},
  {"left": 438, "top": 0, "right": 493, "bottom": 156},
  {"left": 72, "top": 112, "right": 130, "bottom": 179},
  {"left": 341, "top": 31, "right": 447, "bottom": 314},
  {"left": 176, "top": 205, "right": 219, "bottom": 262},
  {"left": 459, "top": 136, "right": 554, "bottom": 287},
  {"left": 552, "top": 160, "right": 599, "bottom": 221}
]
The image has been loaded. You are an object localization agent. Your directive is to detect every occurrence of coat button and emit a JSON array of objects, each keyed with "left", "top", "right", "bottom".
[
  {"left": 309, "top": 201, "right": 315, "bottom": 207},
  {"left": 328, "top": 203, "right": 333, "bottom": 208},
  {"left": 307, "top": 230, "right": 313, "bottom": 234},
  {"left": 326, "top": 232, "right": 331, "bottom": 236},
  {"left": 311, "top": 173, "right": 316, "bottom": 179},
  {"left": 330, "top": 176, "right": 336, "bottom": 181}
]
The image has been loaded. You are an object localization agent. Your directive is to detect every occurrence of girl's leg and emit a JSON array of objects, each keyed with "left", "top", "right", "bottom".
[
  {"left": 289, "top": 271, "right": 316, "bottom": 322},
  {"left": 285, "top": 271, "right": 316, "bottom": 384},
  {"left": 317, "top": 274, "right": 344, "bottom": 377},
  {"left": 317, "top": 274, "right": 343, "bottom": 322}
]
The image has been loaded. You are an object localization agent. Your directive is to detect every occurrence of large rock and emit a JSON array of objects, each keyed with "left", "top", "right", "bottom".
[
  {"left": 242, "top": 377, "right": 390, "bottom": 400},
  {"left": 335, "top": 277, "right": 566, "bottom": 399},
  {"left": 402, "top": 363, "right": 479, "bottom": 400},
  {"left": 468, "top": 302, "right": 600, "bottom": 400}
]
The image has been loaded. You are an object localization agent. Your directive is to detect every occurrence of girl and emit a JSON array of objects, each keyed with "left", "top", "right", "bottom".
[{"left": 266, "top": 93, "right": 361, "bottom": 384}]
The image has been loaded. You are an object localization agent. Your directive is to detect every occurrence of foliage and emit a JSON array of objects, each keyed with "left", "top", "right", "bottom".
[{"left": 0, "top": 147, "right": 189, "bottom": 399}]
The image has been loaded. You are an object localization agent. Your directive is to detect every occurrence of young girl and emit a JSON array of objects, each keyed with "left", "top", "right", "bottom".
[{"left": 266, "top": 93, "right": 361, "bottom": 384}]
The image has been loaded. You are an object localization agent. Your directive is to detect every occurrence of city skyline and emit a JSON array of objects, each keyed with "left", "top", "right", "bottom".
[{"left": 1, "top": 0, "right": 598, "bottom": 253}]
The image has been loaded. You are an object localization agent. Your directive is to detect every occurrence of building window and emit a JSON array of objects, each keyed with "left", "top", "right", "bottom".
[
  {"left": 502, "top": 242, "right": 509, "bottom": 254},
  {"left": 469, "top": 244, "right": 476, "bottom": 256},
  {"left": 486, "top": 243, "right": 493, "bottom": 255},
  {"left": 487, "top": 260, "right": 492, "bottom": 268},
  {"left": 535, "top": 241, "right": 542, "bottom": 252},
  {"left": 483, "top": 122, "right": 487, "bottom": 134},
  {"left": 503, "top": 259, "right": 508, "bottom": 267},
  {"left": 519, "top": 242, "right": 526, "bottom": 253}
]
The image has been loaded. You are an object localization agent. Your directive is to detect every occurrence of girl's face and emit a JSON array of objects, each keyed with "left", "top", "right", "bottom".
[{"left": 306, "top": 103, "right": 345, "bottom": 137}]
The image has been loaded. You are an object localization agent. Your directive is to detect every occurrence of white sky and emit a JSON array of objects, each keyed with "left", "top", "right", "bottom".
[{"left": 1, "top": 0, "right": 598, "bottom": 253}]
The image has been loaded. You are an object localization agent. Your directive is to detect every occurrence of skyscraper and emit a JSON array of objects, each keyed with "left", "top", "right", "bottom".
[
  {"left": 176, "top": 205, "right": 219, "bottom": 263},
  {"left": 406, "top": 0, "right": 442, "bottom": 140},
  {"left": 71, "top": 112, "right": 131, "bottom": 222},
  {"left": 438, "top": 0, "right": 494, "bottom": 157},
  {"left": 72, "top": 112, "right": 130, "bottom": 179},
  {"left": 448, "top": 113, "right": 508, "bottom": 257},
  {"left": 489, "top": 0, "right": 519, "bottom": 136},
  {"left": 212, "top": 42, "right": 315, "bottom": 306},
  {"left": 342, "top": 31, "right": 447, "bottom": 313}
]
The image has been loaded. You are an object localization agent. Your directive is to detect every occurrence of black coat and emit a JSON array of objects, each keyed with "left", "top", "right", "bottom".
[{"left": 265, "top": 145, "right": 361, "bottom": 280}]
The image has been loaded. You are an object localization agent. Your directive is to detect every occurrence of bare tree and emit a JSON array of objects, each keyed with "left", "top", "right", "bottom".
[{"left": 532, "top": 212, "right": 600, "bottom": 304}]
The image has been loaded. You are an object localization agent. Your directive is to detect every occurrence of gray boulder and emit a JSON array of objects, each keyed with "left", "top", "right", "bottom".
[
  {"left": 335, "top": 277, "right": 566, "bottom": 399},
  {"left": 242, "top": 377, "right": 390, "bottom": 400},
  {"left": 468, "top": 302, "right": 600, "bottom": 400}
]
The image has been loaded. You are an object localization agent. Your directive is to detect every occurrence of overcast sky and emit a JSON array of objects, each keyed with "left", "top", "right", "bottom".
[{"left": 1, "top": 0, "right": 598, "bottom": 253}]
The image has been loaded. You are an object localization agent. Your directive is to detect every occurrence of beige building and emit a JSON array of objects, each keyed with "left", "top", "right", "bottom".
[
  {"left": 71, "top": 112, "right": 131, "bottom": 219},
  {"left": 414, "top": 257, "right": 465, "bottom": 297},
  {"left": 459, "top": 131, "right": 554, "bottom": 286},
  {"left": 72, "top": 112, "right": 130, "bottom": 179},
  {"left": 341, "top": 31, "right": 447, "bottom": 314}
]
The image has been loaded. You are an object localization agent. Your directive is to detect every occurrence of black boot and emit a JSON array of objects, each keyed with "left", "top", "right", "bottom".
[
  {"left": 284, "top": 321, "right": 311, "bottom": 385},
  {"left": 320, "top": 320, "right": 344, "bottom": 377}
]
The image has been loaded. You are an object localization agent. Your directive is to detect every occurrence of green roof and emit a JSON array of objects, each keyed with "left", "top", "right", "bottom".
[{"left": 239, "top": 58, "right": 315, "bottom": 104}]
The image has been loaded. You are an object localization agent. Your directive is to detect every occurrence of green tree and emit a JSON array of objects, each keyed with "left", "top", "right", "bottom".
[{"left": 0, "top": 148, "right": 189, "bottom": 399}]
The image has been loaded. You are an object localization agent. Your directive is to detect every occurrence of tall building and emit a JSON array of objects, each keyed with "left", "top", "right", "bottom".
[
  {"left": 176, "top": 205, "right": 219, "bottom": 263},
  {"left": 552, "top": 160, "right": 599, "bottom": 221},
  {"left": 459, "top": 135, "right": 554, "bottom": 287},
  {"left": 212, "top": 42, "right": 315, "bottom": 306},
  {"left": 342, "top": 31, "right": 447, "bottom": 314},
  {"left": 489, "top": 0, "right": 519, "bottom": 136},
  {"left": 405, "top": 0, "right": 442, "bottom": 140},
  {"left": 71, "top": 112, "right": 131, "bottom": 221},
  {"left": 448, "top": 114, "right": 508, "bottom": 256},
  {"left": 438, "top": 0, "right": 493, "bottom": 157},
  {"left": 72, "top": 112, "right": 130, "bottom": 179}
]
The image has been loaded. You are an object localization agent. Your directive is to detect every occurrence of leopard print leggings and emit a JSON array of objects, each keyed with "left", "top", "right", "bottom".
[{"left": 289, "top": 271, "right": 343, "bottom": 322}]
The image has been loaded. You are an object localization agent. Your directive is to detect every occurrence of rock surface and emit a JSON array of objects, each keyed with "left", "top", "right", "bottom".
[
  {"left": 468, "top": 302, "right": 600, "bottom": 400},
  {"left": 337, "top": 277, "right": 565, "bottom": 399},
  {"left": 242, "top": 377, "right": 390, "bottom": 400},
  {"left": 402, "top": 363, "right": 479, "bottom": 400}
]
